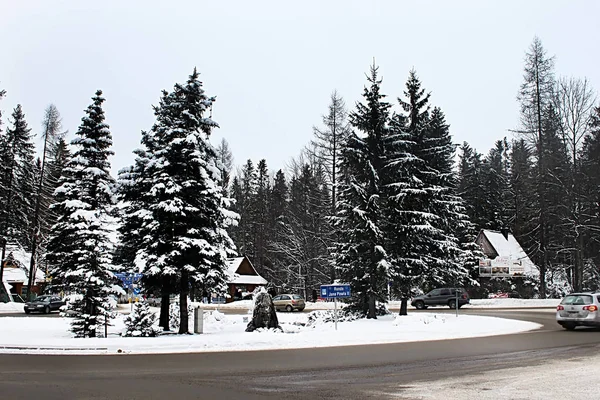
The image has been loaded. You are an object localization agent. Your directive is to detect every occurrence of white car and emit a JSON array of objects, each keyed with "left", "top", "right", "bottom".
[{"left": 556, "top": 292, "right": 600, "bottom": 330}]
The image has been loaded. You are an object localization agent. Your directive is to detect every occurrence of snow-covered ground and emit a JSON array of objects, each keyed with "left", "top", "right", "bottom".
[
  {"left": 193, "top": 298, "right": 561, "bottom": 311},
  {"left": 388, "top": 352, "right": 599, "bottom": 399},
  {"left": 0, "top": 308, "right": 541, "bottom": 355},
  {"left": 0, "top": 302, "right": 24, "bottom": 313},
  {"left": 0, "top": 298, "right": 561, "bottom": 315}
]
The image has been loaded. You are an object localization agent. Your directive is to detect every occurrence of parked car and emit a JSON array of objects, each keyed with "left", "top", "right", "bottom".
[
  {"left": 24, "top": 295, "right": 65, "bottom": 314},
  {"left": 556, "top": 292, "right": 600, "bottom": 330},
  {"left": 272, "top": 294, "right": 305, "bottom": 312},
  {"left": 411, "top": 288, "right": 470, "bottom": 309}
]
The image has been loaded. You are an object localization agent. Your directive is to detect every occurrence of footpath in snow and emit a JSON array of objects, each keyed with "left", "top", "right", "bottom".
[{"left": 0, "top": 304, "right": 543, "bottom": 355}]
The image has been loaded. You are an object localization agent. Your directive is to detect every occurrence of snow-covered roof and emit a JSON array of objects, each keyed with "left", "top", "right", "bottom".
[
  {"left": 2, "top": 266, "right": 44, "bottom": 284},
  {"left": 225, "top": 257, "right": 268, "bottom": 285},
  {"left": 482, "top": 230, "right": 527, "bottom": 260},
  {"left": 1, "top": 246, "right": 45, "bottom": 284},
  {"left": 479, "top": 230, "right": 538, "bottom": 275}
]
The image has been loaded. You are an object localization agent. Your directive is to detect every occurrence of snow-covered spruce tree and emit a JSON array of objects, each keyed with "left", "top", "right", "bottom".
[
  {"left": 118, "top": 140, "right": 180, "bottom": 331},
  {"left": 419, "top": 106, "right": 474, "bottom": 288},
  {"left": 457, "top": 142, "right": 487, "bottom": 228},
  {"left": 123, "top": 301, "right": 159, "bottom": 337},
  {"left": 46, "top": 90, "right": 122, "bottom": 338},
  {"left": 333, "top": 64, "right": 392, "bottom": 319},
  {"left": 127, "top": 69, "right": 237, "bottom": 334},
  {"left": 389, "top": 71, "right": 472, "bottom": 293},
  {"left": 0, "top": 105, "right": 36, "bottom": 253}
]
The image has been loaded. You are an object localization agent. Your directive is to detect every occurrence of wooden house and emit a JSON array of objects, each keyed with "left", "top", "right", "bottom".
[{"left": 225, "top": 256, "right": 267, "bottom": 303}]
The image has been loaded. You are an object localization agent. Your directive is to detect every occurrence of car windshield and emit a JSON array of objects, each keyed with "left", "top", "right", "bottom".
[
  {"left": 35, "top": 296, "right": 50, "bottom": 302},
  {"left": 561, "top": 295, "right": 593, "bottom": 305}
]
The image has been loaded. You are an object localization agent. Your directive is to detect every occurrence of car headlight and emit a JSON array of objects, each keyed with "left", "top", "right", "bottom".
[{"left": 36, "top": 304, "right": 44, "bottom": 308}]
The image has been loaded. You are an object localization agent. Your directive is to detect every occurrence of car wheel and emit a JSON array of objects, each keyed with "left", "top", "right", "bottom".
[
  {"left": 44, "top": 306, "right": 50, "bottom": 314},
  {"left": 24, "top": 309, "right": 30, "bottom": 314},
  {"left": 562, "top": 323, "right": 577, "bottom": 331},
  {"left": 414, "top": 301, "right": 425, "bottom": 310},
  {"left": 286, "top": 305, "right": 293, "bottom": 312},
  {"left": 448, "top": 300, "right": 457, "bottom": 309}
]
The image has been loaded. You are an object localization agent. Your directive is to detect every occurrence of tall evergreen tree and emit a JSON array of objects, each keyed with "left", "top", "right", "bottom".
[
  {"left": 483, "top": 139, "right": 511, "bottom": 230},
  {"left": 390, "top": 71, "right": 471, "bottom": 292},
  {"left": 334, "top": 64, "right": 392, "bottom": 319},
  {"left": 126, "top": 69, "right": 237, "bottom": 334},
  {"left": 46, "top": 90, "right": 120, "bottom": 337},
  {"left": 236, "top": 160, "right": 258, "bottom": 260},
  {"left": 254, "top": 159, "right": 270, "bottom": 275},
  {"left": 265, "top": 169, "right": 289, "bottom": 286},
  {"left": 0, "top": 105, "right": 36, "bottom": 258},
  {"left": 508, "top": 139, "right": 535, "bottom": 245},
  {"left": 457, "top": 142, "right": 487, "bottom": 228}
]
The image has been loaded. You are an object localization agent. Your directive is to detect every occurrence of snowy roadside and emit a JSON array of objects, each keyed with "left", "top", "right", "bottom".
[
  {"left": 0, "top": 303, "right": 24, "bottom": 313},
  {"left": 188, "top": 298, "right": 562, "bottom": 312},
  {"left": 383, "top": 351, "right": 600, "bottom": 400},
  {"left": 0, "top": 310, "right": 541, "bottom": 355},
  {"left": 0, "top": 298, "right": 561, "bottom": 316}
]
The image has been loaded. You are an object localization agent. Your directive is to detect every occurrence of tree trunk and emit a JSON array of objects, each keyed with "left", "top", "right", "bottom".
[
  {"left": 159, "top": 276, "right": 170, "bottom": 331},
  {"left": 367, "top": 292, "right": 376, "bottom": 319},
  {"left": 179, "top": 270, "right": 189, "bottom": 334},
  {"left": 399, "top": 298, "right": 408, "bottom": 316}
]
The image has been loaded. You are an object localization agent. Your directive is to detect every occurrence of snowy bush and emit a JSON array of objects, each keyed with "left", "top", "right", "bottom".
[
  {"left": 123, "top": 301, "right": 159, "bottom": 337},
  {"left": 545, "top": 268, "right": 572, "bottom": 298},
  {"left": 306, "top": 310, "right": 359, "bottom": 326},
  {"left": 62, "top": 294, "right": 117, "bottom": 338},
  {"left": 306, "top": 303, "right": 390, "bottom": 327}
]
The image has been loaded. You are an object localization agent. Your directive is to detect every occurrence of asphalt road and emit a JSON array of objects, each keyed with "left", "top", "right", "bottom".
[{"left": 1, "top": 309, "right": 599, "bottom": 399}]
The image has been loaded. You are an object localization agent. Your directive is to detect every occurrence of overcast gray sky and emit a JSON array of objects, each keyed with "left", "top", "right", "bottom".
[{"left": 1, "top": 0, "right": 599, "bottom": 175}]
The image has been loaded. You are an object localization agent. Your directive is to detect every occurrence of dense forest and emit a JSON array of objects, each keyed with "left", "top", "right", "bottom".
[{"left": 0, "top": 37, "right": 599, "bottom": 330}]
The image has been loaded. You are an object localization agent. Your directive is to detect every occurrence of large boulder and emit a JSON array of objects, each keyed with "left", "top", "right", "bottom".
[{"left": 246, "top": 291, "right": 282, "bottom": 332}]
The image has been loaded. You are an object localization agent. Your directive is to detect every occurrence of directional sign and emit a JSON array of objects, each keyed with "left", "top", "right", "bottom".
[
  {"left": 320, "top": 284, "right": 351, "bottom": 299},
  {"left": 114, "top": 273, "right": 143, "bottom": 290}
]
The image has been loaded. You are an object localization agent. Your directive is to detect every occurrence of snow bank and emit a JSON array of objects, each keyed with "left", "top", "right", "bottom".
[
  {"left": 0, "top": 303, "right": 24, "bottom": 313},
  {"left": 0, "top": 309, "right": 541, "bottom": 355}
]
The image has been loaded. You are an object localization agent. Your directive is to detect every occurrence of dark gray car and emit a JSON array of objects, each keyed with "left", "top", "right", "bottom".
[
  {"left": 24, "top": 295, "right": 65, "bottom": 314},
  {"left": 411, "top": 288, "right": 470, "bottom": 309}
]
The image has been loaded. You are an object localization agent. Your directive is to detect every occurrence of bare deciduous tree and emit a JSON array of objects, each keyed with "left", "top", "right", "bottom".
[{"left": 554, "top": 77, "right": 597, "bottom": 291}]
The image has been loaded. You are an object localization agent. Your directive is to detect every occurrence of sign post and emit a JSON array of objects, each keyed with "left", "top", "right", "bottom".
[{"left": 320, "top": 284, "right": 351, "bottom": 331}]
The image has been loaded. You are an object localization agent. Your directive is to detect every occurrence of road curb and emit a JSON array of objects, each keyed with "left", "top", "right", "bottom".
[{"left": 0, "top": 345, "right": 108, "bottom": 352}]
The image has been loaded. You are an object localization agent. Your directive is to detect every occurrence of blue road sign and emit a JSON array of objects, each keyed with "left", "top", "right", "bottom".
[
  {"left": 320, "top": 284, "right": 351, "bottom": 299},
  {"left": 115, "top": 273, "right": 143, "bottom": 290}
]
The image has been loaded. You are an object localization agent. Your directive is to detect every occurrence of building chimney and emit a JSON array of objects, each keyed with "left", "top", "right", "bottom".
[{"left": 500, "top": 227, "right": 510, "bottom": 240}]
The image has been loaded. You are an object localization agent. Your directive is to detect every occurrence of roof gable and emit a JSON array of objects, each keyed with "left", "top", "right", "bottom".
[
  {"left": 478, "top": 229, "right": 538, "bottom": 275},
  {"left": 225, "top": 256, "right": 268, "bottom": 285}
]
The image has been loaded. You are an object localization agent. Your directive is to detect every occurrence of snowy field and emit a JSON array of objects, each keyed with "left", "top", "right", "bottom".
[{"left": 0, "top": 308, "right": 541, "bottom": 355}]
